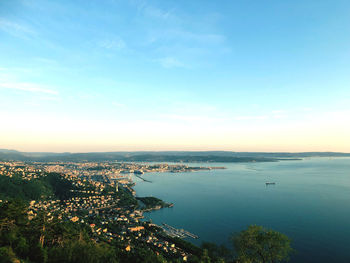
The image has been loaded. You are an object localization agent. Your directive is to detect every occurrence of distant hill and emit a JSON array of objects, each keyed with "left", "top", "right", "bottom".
[{"left": 0, "top": 149, "right": 349, "bottom": 163}]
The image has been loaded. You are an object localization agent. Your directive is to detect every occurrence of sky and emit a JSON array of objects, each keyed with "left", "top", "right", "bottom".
[{"left": 0, "top": 0, "right": 350, "bottom": 152}]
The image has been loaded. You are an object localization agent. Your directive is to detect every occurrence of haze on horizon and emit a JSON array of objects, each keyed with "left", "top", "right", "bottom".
[{"left": 1, "top": 0, "right": 350, "bottom": 153}]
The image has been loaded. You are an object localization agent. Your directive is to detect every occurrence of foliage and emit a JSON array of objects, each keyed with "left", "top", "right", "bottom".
[
  {"left": 47, "top": 240, "right": 118, "bottom": 263},
  {"left": 0, "top": 246, "right": 19, "bottom": 263},
  {"left": 0, "top": 200, "right": 117, "bottom": 263},
  {"left": 231, "top": 225, "right": 293, "bottom": 263},
  {"left": 0, "top": 173, "right": 76, "bottom": 201},
  {"left": 0, "top": 175, "right": 51, "bottom": 200},
  {"left": 136, "top": 196, "right": 170, "bottom": 209},
  {"left": 201, "top": 242, "right": 232, "bottom": 262},
  {"left": 117, "top": 187, "right": 138, "bottom": 207},
  {"left": 115, "top": 246, "right": 166, "bottom": 263},
  {"left": 0, "top": 200, "right": 172, "bottom": 263},
  {"left": 43, "top": 173, "right": 76, "bottom": 200}
]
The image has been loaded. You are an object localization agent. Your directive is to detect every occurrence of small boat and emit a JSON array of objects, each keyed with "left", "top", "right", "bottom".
[{"left": 265, "top": 182, "right": 276, "bottom": 185}]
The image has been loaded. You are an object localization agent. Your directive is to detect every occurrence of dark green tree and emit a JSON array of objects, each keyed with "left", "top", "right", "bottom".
[
  {"left": 0, "top": 246, "right": 18, "bottom": 263},
  {"left": 231, "top": 225, "right": 293, "bottom": 263},
  {"left": 201, "top": 242, "right": 231, "bottom": 262},
  {"left": 200, "top": 249, "right": 211, "bottom": 263}
]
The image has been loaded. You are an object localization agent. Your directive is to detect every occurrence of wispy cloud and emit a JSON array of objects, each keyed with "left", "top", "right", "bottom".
[
  {"left": 0, "top": 67, "right": 60, "bottom": 96},
  {"left": 271, "top": 110, "right": 285, "bottom": 114},
  {"left": 98, "top": 37, "right": 126, "bottom": 50},
  {"left": 132, "top": 0, "right": 176, "bottom": 21},
  {"left": 157, "top": 57, "right": 185, "bottom": 68},
  {"left": 0, "top": 19, "right": 36, "bottom": 39},
  {"left": 0, "top": 82, "right": 58, "bottom": 95},
  {"left": 128, "top": 1, "right": 229, "bottom": 68},
  {"left": 144, "top": 6, "right": 173, "bottom": 20},
  {"left": 161, "top": 114, "right": 216, "bottom": 122},
  {"left": 34, "top": 57, "right": 58, "bottom": 65},
  {"left": 271, "top": 110, "right": 287, "bottom": 119},
  {"left": 112, "top": 102, "right": 125, "bottom": 108},
  {"left": 233, "top": 115, "right": 269, "bottom": 121},
  {"left": 174, "top": 31, "right": 226, "bottom": 45}
]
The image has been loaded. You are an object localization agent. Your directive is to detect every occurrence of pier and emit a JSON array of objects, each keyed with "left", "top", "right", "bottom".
[
  {"left": 162, "top": 223, "right": 199, "bottom": 239},
  {"left": 134, "top": 174, "right": 152, "bottom": 183}
]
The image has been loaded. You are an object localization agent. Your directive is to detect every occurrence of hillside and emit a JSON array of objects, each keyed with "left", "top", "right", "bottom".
[{"left": 1, "top": 149, "right": 348, "bottom": 162}]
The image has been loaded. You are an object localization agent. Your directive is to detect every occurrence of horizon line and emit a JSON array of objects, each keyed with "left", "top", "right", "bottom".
[{"left": 1, "top": 148, "right": 350, "bottom": 154}]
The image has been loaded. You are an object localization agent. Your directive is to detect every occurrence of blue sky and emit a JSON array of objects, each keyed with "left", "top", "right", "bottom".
[{"left": 1, "top": 0, "right": 350, "bottom": 152}]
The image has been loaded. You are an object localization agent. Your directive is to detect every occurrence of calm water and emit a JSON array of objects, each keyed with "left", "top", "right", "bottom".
[{"left": 133, "top": 158, "right": 350, "bottom": 263}]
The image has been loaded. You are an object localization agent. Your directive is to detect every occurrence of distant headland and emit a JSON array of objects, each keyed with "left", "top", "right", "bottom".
[{"left": 1, "top": 149, "right": 349, "bottom": 163}]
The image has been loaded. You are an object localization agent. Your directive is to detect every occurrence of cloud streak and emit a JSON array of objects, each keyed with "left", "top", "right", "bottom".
[
  {"left": 0, "top": 19, "right": 36, "bottom": 39},
  {"left": 98, "top": 38, "right": 126, "bottom": 50},
  {"left": 0, "top": 82, "right": 58, "bottom": 95},
  {"left": 132, "top": 1, "right": 177, "bottom": 21},
  {"left": 157, "top": 57, "right": 185, "bottom": 68}
]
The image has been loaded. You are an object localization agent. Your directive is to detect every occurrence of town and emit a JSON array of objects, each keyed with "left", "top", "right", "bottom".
[{"left": 0, "top": 160, "right": 223, "bottom": 261}]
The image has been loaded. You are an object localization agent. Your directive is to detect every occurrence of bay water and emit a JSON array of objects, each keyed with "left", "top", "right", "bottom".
[{"left": 133, "top": 158, "right": 350, "bottom": 262}]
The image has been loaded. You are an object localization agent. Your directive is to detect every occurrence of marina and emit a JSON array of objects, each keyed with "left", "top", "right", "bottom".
[{"left": 162, "top": 223, "right": 199, "bottom": 239}]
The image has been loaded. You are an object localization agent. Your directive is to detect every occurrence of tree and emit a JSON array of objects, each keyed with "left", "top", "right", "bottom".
[
  {"left": 201, "top": 242, "right": 231, "bottom": 262},
  {"left": 200, "top": 249, "right": 211, "bottom": 263},
  {"left": 231, "top": 225, "right": 293, "bottom": 263},
  {"left": 0, "top": 246, "right": 18, "bottom": 263}
]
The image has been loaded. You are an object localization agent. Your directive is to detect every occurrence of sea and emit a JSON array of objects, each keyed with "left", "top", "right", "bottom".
[{"left": 133, "top": 157, "right": 350, "bottom": 263}]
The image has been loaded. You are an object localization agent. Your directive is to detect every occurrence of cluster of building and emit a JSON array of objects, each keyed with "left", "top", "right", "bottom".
[
  {"left": 0, "top": 161, "right": 42, "bottom": 180},
  {"left": 0, "top": 160, "right": 192, "bottom": 261},
  {"left": 1, "top": 161, "right": 212, "bottom": 178}
]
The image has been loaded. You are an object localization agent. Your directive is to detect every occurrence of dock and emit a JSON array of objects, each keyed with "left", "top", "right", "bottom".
[
  {"left": 162, "top": 223, "right": 199, "bottom": 239},
  {"left": 134, "top": 174, "right": 152, "bottom": 183}
]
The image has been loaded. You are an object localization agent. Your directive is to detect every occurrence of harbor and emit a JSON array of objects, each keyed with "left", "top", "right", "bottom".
[{"left": 162, "top": 223, "right": 199, "bottom": 239}]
